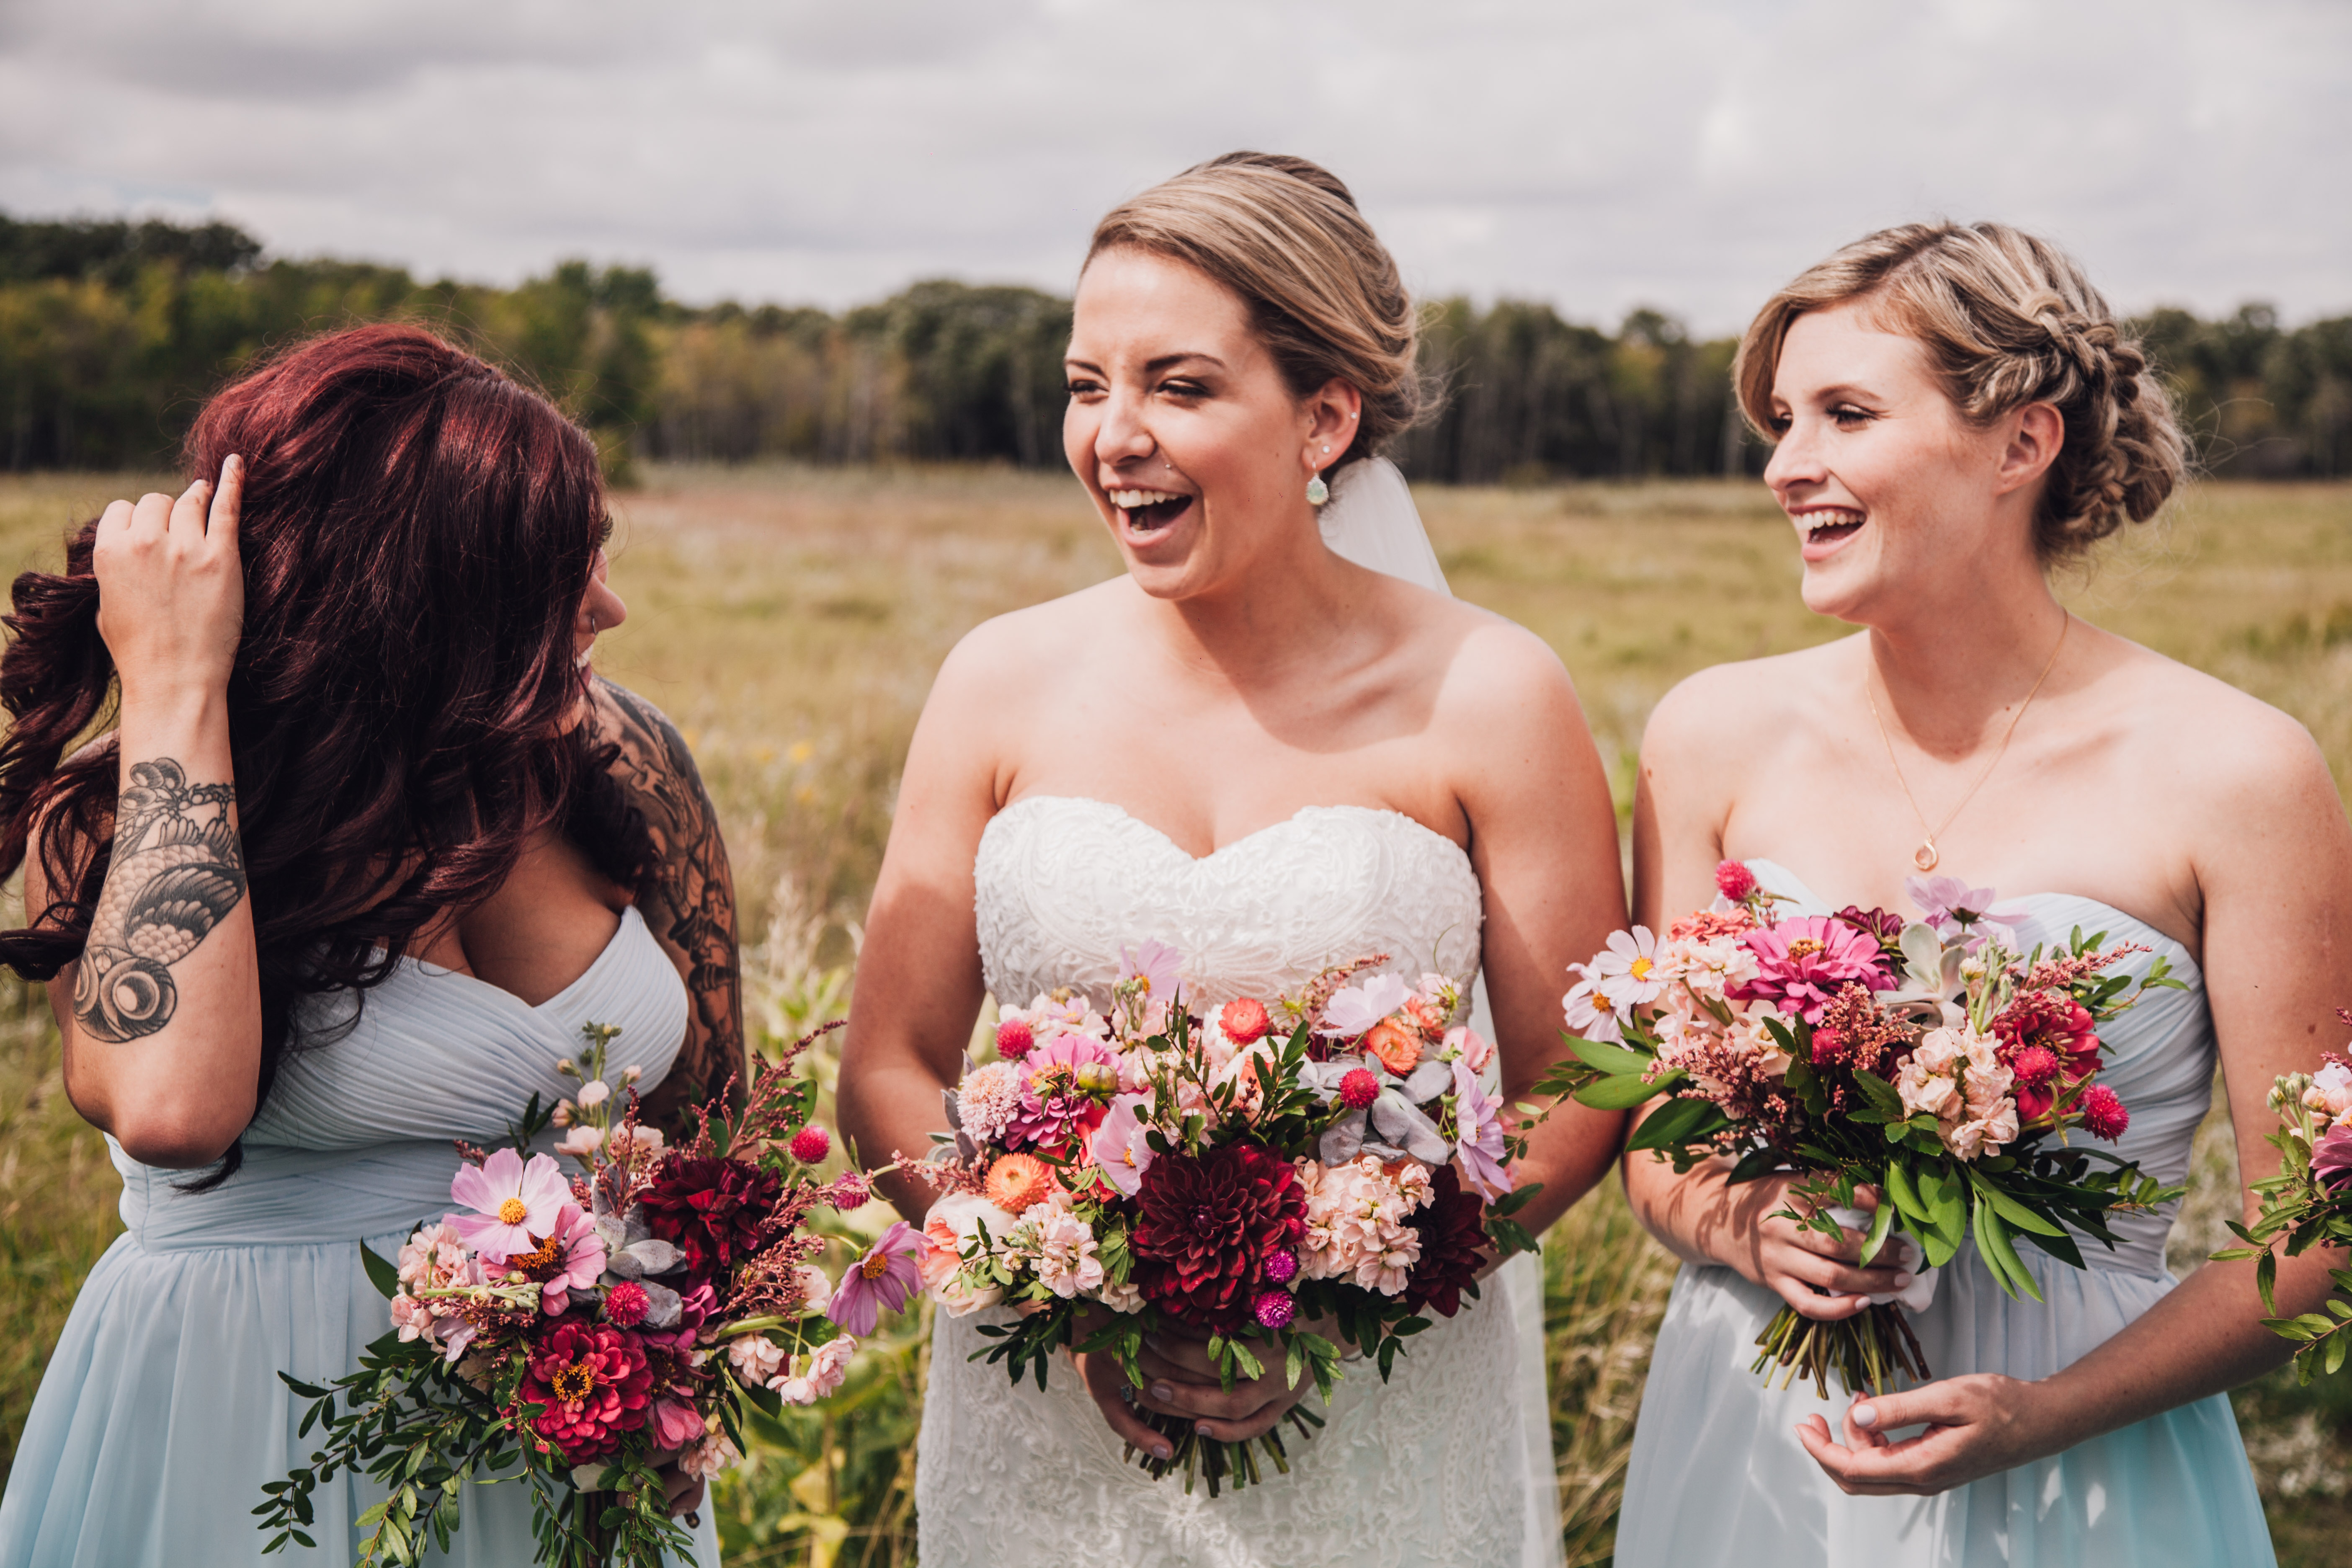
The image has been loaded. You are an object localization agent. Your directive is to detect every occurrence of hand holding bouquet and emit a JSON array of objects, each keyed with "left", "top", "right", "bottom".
[
  {"left": 919, "top": 944, "right": 1538, "bottom": 1496},
  {"left": 258, "top": 1023, "right": 890, "bottom": 1567},
  {"left": 1555, "top": 865, "right": 2181, "bottom": 1397},
  {"left": 2212, "top": 1013, "right": 2352, "bottom": 1380}
]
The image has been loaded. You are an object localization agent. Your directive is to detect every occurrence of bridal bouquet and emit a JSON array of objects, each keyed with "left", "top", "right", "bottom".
[
  {"left": 918, "top": 944, "right": 1539, "bottom": 1496},
  {"left": 1555, "top": 864, "right": 2180, "bottom": 1397},
  {"left": 258, "top": 1022, "right": 892, "bottom": 1568},
  {"left": 2210, "top": 1016, "right": 2352, "bottom": 1380}
]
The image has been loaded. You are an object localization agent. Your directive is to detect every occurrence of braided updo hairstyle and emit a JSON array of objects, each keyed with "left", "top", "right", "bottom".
[
  {"left": 1085, "top": 151, "right": 1426, "bottom": 472},
  {"left": 1734, "top": 222, "right": 2187, "bottom": 565}
]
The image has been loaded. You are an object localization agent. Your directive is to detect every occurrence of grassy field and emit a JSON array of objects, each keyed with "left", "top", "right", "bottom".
[{"left": 2, "top": 465, "right": 2350, "bottom": 1563}]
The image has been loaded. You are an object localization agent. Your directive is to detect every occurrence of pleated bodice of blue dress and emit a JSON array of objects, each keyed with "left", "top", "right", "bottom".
[
  {"left": 0, "top": 905, "right": 721, "bottom": 1568},
  {"left": 1615, "top": 859, "right": 2274, "bottom": 1568}
]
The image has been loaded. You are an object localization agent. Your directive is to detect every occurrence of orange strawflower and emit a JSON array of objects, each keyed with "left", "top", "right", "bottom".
[
  {"left": 985, "top": 1152, "right": 1055, "bottom": 1213},
  {"left": 1364, "top": 1019, "right": 1422, "bottom": 1075}
]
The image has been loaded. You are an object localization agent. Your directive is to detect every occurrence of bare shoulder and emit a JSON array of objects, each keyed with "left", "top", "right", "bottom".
[
  {"left": 1429, "top": 599, "right": 1580, "bottom": 722},
  {"left": 2099, "top": 637, "right": 2335, "bottom": 811},
  {"left": 1642, "top": 637, "right": 1857, "bottom": 770},
  {"left": 926, "top": 579, "right": 1128, "bottom": 713}
]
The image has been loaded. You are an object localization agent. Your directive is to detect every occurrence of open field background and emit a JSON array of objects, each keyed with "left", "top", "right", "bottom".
[{"left": 3, "top": 467, "right": 2352, "bottom": 1563}]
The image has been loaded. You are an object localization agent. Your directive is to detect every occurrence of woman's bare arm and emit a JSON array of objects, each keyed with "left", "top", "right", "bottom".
[
  {"left": 835, "top": 631, "right": 1009, "bottom": 1220},
  {"left": 52, "top": 466, "right": 264, "bottom": 1169},
  {"left": 1451, "top": 621, "right": 1630, "bottom": 1233}
]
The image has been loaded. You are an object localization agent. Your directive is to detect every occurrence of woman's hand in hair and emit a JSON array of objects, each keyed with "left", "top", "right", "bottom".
[{"left": 93, "top": 457, "right": 245, "bottom": 706}]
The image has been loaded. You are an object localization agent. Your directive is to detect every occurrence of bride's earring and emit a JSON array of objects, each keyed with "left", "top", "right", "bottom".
[{"left": 1306, "top": 444, "right": 1331, "bottom": 506}]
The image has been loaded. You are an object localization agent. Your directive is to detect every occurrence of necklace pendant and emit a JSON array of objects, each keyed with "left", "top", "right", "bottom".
[{"left": 1914, "top": 840, "right": 1939, "bottom": 872}]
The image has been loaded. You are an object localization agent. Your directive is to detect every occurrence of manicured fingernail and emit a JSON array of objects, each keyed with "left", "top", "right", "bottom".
[
  {"left": 1196, "top": 1421, "right": 1214, "bottom": 1436},
  {"left": 1853, "top": 1403, "right": 1878, "bottom": 1428},
  {"left": 1895, "top": 1271, "right": 1914, "bottom": 1287},
  {"left": 1150, "top": 1382, "right": 1173, "bottom": 1403},
  {"left": 1154, "top": 1442, "right": 1172, "bottom": 1460}
]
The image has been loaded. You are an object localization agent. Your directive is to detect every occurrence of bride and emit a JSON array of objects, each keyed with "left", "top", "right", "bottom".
[{"left": 836, "top": 152, "right": 1626, "bottom": 1566}]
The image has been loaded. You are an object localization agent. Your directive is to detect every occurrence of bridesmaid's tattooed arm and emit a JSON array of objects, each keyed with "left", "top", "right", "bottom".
[
  {"left": 74, "top": 758, "right": 249, "bottom": 1043},
  {"left": 593, "top": 679, "right": 745, "bottom": 1117}
]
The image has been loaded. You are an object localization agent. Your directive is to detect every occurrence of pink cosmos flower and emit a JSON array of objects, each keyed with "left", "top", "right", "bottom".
[
  {"left": 1450, "top": 1059, "right": 1513, "bottom": 1201},
  {"left": 537, "top": 1204, "right": 608, "bottom": 1314},
  {"left": 1320, "top": 973, "right": 1414, "bottom": 1038},
  {"left": 827, "top": 1221, "right": 923, "bottom": 1336},
  {"left": 449, "top": 1147, "right": 571, "bottom": 1259},
  {"left": 1118, "top": 939, "right": 1183, "bottom": 1006},
  {"left": 1733, "top": 916, "right": 1892, "bottom": 1024},
  {"left": 1089, "top": 1095, "right": 1156, "bottom": 1197}
]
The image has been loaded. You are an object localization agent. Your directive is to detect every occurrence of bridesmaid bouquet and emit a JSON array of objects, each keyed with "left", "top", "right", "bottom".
[
  {"left": 1554, "top": 864, "right": 2180, "bottom": 1397},
  {"left": 917, "top": 944, "right": 1539, "bottom": 1496},
  {"left": 2211, "top": 1017, "right": 2352, "bottom": 1380},
  {"left": 258, "top": 1022, "right": 893, "bottom": 1568}
]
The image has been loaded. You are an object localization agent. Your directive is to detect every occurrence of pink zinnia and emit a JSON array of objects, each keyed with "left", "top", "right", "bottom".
[
  {"left": 521, "top": 1322, "right": 652, "bottom": 1463},
  {"left": 449, "top": 1147, "right": 571, "bottom": 1259},
  {"left": 1004, "top": 1034, "right": 1119, "bottom": 1149},
  {"left": 1733, "top": 916, "right": 1891, "bottom": 1023},
  {"left": 827, "top": 1221, "right": 923, "bottom": 1336}
]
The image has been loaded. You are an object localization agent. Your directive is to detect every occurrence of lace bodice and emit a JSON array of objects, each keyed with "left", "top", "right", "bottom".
[
  {"left": 921, "top": 794, "right": 1558, "bottom": 1568},
  {"left": 974, "top": 795, "right": 1485, "bottom": 1011}
]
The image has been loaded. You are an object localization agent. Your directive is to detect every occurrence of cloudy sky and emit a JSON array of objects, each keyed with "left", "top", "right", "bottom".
[{"left": 3, "top": 0, "right": 2345, "bottom": 333}]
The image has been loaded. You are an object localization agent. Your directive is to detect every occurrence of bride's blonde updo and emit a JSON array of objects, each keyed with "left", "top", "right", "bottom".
[
  {"left": 1734, "top": 222, "right": 2188, "bottom": 565},
  {"left": 1087, "top": 151, "right": 1425, "bottom": 469}
]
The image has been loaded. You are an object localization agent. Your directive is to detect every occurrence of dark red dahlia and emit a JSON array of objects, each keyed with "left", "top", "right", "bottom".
[
  {"left": 1132, "top": 1141, "right": 1307, "bottom": 1334},
  {"left": 1403, "top": 1164, "right": 1488, "bottom": 1319},
  {"left": 520, "top": 1322, "right": 653, "bottom": 1462},
  {"left": 637, "top": 1155, "right": 783, "bottom": 1282}
]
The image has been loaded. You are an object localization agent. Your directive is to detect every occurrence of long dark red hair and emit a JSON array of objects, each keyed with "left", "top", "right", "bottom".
[{"left": 0, "top": 322, "right": 649, "bottom": 1184}]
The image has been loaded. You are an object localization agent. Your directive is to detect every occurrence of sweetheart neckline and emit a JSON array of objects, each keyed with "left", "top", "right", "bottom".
[
  {"left": 993, "top": 793, "right": 1473, "bottom": 872},
  {"left": 401, "top": 904, "right": 651, "bottom": 1016},
  {"left": 1745, "top": 856, "right": 2203, "bottom": 981}
]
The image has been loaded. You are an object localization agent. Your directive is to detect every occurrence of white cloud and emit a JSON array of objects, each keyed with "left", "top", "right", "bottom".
[{"left": 0, "top": 0, "right": 2343, "bottom": 332}]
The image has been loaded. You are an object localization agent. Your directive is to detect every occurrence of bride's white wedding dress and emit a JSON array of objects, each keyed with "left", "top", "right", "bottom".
[{"left": 914, "top": 794, "right": 1563, "bottom": 1568}]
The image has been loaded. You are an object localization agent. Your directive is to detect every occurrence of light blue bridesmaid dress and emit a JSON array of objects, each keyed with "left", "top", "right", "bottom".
[
  {"left": 0, "top": 905, "right": 722, "bottom": 1568},
  {"left": 1615, "top": 859, "right": 2275, "bottom": 1568}
]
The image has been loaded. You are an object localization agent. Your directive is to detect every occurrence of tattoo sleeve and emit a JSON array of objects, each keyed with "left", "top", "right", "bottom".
[
  {"left": 596, "top": 680, "right": 745, "bottom": 1113},
  {"left": 75, "top": 758, "right": 248, "bottom": 1042}
]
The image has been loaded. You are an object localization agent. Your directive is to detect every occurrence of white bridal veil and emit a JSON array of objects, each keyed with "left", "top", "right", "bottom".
[{"left": 1317, "top": 455, "right": 1452, "bottom": 596}]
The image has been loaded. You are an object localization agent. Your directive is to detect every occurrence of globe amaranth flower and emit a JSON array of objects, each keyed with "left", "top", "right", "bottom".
[
  {"left": 1402, "top": 1163, "right": 1488, "bottom": 1319},
  {"left": 521, "top": 1322, "right": 653, "bottom": 1463},
  {"left": 827, "top": 1221, "right": 923, "bottom": 1336},
  {"left": 1003, "top": 1034, "right": 1119, "bottom": 1150},
  {"left": 2078, "top": 1084, "right": 2130, "bottom": 1141},
  {"left": 1733, "top": 916, "right": 1893, "bottom": 1024},
  {"left": 637, "top": 1155, "right": 784, "bottom": 1284},
  {"left": 449, "top": 1147, "right": 572, "bottom": 1259},
  {"left": 1715, "top": 859, "right": 1759, "bottom": 902},
  {"left": 788, "top": 1125, "right": 831, "bottom": 1164},
  {"left": 1131, "top": 1141, "right": 1307, "bottom": 1335}
]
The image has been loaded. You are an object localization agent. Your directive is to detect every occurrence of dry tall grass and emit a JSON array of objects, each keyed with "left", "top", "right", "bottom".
[{"left": 2, "top": 466, "right": 2349, "bottom": 1563}]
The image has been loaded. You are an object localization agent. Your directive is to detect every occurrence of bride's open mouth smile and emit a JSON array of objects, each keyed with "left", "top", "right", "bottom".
[
  {"left": 1107, "top": 486, "right": 1195, "bottom": 541},
  {"left": 1793, "top": 505, "right": 1865, "bottom": 562}
]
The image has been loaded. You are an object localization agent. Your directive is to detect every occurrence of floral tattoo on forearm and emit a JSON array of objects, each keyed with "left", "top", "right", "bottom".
[
  {"left": 598, "top": 680, "right": 744, "bottom": 1106},
  {"left": 75, "top": 758, "right": 248, "bottom": 1042}
]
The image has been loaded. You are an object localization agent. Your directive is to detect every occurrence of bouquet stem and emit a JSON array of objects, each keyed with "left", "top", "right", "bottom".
[
  {"left": 1751, "top": 1302, "right": 1931, "bottom": 1398},
  {"left": 1122, "top": 1404, "right": 1328, "bottom": 1498}
]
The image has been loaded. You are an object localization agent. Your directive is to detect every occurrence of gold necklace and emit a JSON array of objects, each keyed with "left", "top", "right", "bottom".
[{"left": 1865, "top": 614, "right": 2070, "bottom": 873}]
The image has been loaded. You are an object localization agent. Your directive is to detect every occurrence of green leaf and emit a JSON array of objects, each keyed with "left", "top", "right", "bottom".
[
  {"left": 1568, "top": 1037, "right": 1654, "bottom": 1075},
  {"left": 359, "top": 1241, "right": 402, "bottom": 1302},
  {"left": 1857, "top": 1194, "right": 1898, "bottom": 1267},
  {"left": 1573, "top": 1073, "right": 1671, "bottom": 1110},
  {"left": 1974, "top": 1196, "right": 2043, "bottom": 1303},
  {"left": 1967, "top": 1172, "right": 2065, "bottom": 1236},
  {"left": 1625, "top": 1095, "right": 1730, "bottom": 1152},
  {"left": 1850, "top": 1070, "right": 1906, "bottom": 1120}
]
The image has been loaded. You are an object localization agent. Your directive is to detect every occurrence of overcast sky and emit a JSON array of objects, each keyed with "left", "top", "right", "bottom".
[{"left": 3, "top": 0, "right": 2345, "bottom": 334}]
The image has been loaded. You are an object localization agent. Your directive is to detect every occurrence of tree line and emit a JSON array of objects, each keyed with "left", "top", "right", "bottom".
[{"left": 4, "top": 211, "right": 2347, "bottom": 482}]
